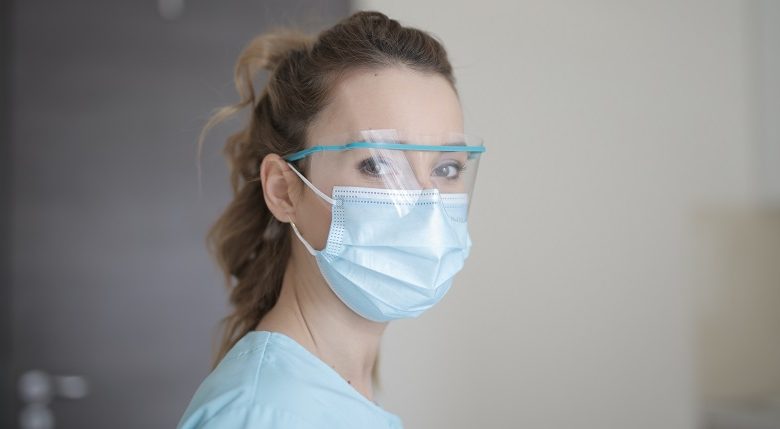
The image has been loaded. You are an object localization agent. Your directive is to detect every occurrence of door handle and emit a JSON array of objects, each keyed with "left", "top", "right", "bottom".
[{"left": 17, "top": 370, "right": 89, "bottom": 429}]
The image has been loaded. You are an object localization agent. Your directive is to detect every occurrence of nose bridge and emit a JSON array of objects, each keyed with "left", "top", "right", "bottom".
[{"left": 408, "top": 151, "right": 436, "bottom": 189}]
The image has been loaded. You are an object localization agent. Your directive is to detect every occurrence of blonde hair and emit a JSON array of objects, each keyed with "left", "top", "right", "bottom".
[{"left": 200, "top": 11, "right": 457, "bottom": 366}]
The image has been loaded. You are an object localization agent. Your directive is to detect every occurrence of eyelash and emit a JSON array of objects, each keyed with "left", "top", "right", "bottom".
[
  {"left": 434, "top": 161, "right": 467, "bottom": 180},
  {"left": 357, "top": 157, "right": 392, "bottom": 177},
  {"left": 357, "top": 158, "right": 466, "bottom": 180}
]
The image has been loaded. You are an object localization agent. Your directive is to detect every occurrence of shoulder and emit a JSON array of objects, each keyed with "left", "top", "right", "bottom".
[
  {"left": 178, "top": 401, "right": 321, "bottom": 429},
  {"left": 177, "top": 331, "right": 404, "bottom": 429},
  {"left": 176, "top": 331, "right": 330, "bottom": 428}
]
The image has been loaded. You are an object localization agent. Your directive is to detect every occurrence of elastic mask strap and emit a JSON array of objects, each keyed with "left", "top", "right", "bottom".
[
  {"left": 286, "top": 162, "right": 331, "bottom": 256},
  {"left": 286, "top": 162, "right": 336, "bottom": 206},
  {"left": 289, "top": 221, "right": 317, "bottom": 256}
]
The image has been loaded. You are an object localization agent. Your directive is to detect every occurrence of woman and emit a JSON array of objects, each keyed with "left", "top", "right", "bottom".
[{"left": 178, "top": 11, "right": 485, "bottom": 428}]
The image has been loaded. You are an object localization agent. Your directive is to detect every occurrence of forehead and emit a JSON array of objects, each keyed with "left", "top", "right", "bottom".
[{"left": 307, "top": 66, "right": 463, "bottom": 142}]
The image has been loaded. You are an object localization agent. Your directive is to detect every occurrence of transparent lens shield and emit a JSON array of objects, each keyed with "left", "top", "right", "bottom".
[{"left": 286, "top": 129, "right": 484, "bottom": 218}]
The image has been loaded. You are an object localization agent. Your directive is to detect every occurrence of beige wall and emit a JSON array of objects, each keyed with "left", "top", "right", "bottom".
[
  {"left": 354, "top": 1, "right": 771, "bottom": 428},
  {"left": 693, "top": 209, "right": 780, "bottom": 403}
]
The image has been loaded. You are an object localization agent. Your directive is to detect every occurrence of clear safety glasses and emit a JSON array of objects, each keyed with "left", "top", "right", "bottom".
[{"left": 283, "top": 129, "right": 485, "bottom": 215}]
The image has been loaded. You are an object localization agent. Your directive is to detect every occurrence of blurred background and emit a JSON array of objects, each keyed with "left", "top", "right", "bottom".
[{"left": 1, "top": 1, "right": 778, "bottom": 428}]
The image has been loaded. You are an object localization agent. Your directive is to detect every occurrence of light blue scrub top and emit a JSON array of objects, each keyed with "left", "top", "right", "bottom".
[{"left": 177, "top": 331, "right": 403, "bottom": 429}]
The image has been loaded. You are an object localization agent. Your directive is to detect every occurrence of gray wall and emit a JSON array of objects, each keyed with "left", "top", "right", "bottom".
[
  {"left": 757, "top": 0, "right": 780, "bottom": 205},
  {"left": 2, "top": 0, "right": 14, "bottom": 427},
  {"left": 8, "top": 1, "right": 348, "bottom": 427}
]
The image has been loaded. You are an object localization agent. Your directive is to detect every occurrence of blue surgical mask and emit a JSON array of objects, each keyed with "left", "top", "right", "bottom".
[{"left": 287, "top": 163, "right": 472, "bottom": 322}]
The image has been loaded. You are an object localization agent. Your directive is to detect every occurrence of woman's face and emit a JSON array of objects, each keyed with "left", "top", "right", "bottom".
[{"left": 292, "top": 66, "right": 464, "bottom": 251}]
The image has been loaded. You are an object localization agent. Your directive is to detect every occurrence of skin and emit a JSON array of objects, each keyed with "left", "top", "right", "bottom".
[{"left": 256, "top": 65, "right": 464, "bottom": 401}]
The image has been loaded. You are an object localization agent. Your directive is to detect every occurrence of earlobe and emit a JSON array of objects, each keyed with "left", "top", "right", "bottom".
[{"left": 260, "top": 154, "right": 301, "bottom": 223}]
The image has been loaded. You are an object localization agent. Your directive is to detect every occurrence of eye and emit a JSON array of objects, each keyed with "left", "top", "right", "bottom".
[
  {"left": 357, "top": 157, "right": 395, "bottom": 177},
  {"left": 432, "top": 160, "right": 465, "bottom": 180}
]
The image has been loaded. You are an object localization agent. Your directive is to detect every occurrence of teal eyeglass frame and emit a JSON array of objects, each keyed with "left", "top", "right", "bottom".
[{"left": 283, "top": 141, "right": 486, "bottom": 162}]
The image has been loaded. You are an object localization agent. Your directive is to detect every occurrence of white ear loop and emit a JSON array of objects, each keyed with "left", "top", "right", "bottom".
[
  {"left": 286, "top": 162, "right": 336, "bottom": 205},
  {"left": 286, "top": 162, "right": 335, "bottom": 256},
  {"left": 289, "top": 221, "right": 317, "bottom": 256}
]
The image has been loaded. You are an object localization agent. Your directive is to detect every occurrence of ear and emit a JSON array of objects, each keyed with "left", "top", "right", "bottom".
[{"left": 260, "top": 154, "right": 304, "bottom": 223}]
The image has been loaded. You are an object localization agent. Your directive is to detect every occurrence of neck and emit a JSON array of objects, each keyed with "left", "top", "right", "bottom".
[{"left": 255, "top": 243, "right": 387, "bottom": 401}]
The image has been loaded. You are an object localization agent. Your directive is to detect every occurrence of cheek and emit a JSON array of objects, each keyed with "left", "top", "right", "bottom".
[{"left": 297, "top": 191, "right": 334, "bottom": 251}]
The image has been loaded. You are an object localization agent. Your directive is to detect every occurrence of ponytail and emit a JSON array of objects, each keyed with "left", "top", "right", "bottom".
[{"left": 199, "top": 30, "right": 312, "bottom": 367}]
